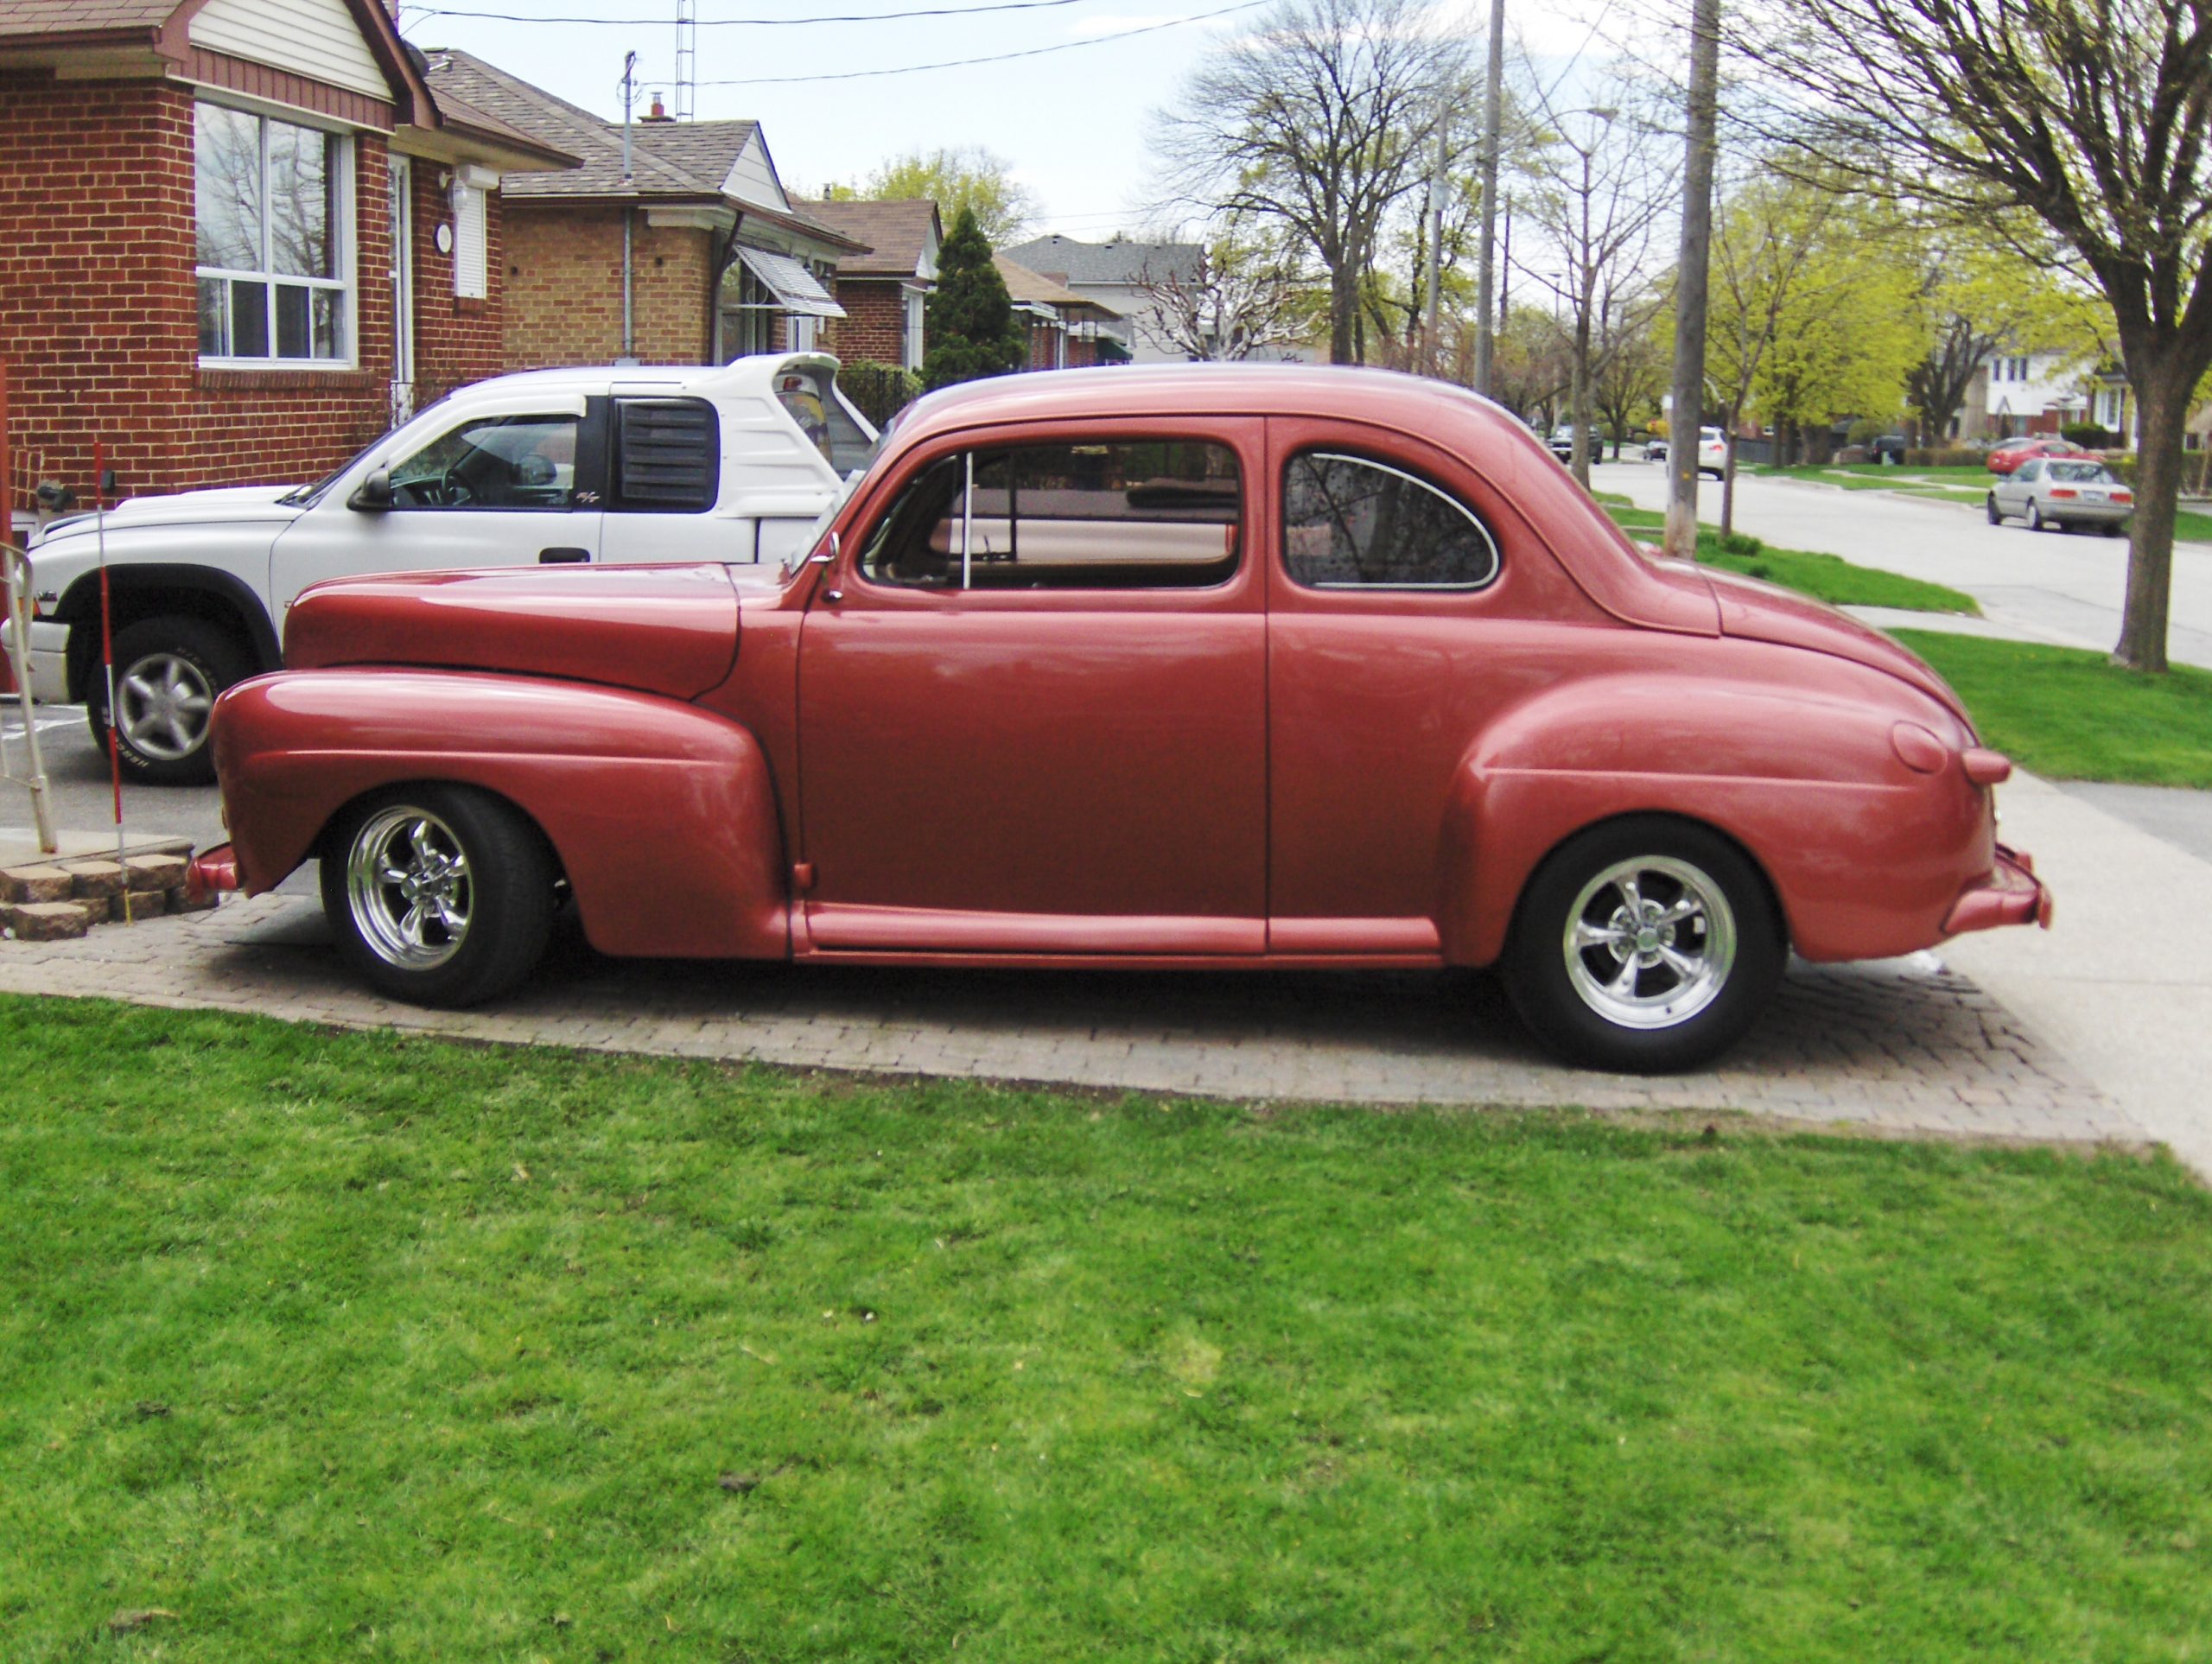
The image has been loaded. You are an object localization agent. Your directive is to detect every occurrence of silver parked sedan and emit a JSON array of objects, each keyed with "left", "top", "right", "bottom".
[{"left": 1986, "top": 457, "right": 2133, "bottom": 535}]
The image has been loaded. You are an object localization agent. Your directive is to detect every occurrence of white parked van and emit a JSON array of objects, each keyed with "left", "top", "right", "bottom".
[{"left": 23, "top": 353, "right": 874, "bottom": 783}]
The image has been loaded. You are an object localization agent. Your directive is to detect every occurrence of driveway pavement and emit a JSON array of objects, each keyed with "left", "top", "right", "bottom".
[{"left": 1591, "top": 460, "right": 2212, "bottom": 670}]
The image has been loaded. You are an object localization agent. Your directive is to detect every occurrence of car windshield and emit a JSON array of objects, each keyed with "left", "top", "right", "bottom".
[
  {"left": 277, "top": 428, "right": 398, "bottom": 507},
  {"left": 2047, "top": 460, "right": 2110, "bottom": 482}
]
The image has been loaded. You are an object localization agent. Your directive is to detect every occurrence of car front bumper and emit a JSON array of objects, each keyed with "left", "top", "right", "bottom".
[
  {"left": 1942, "top": 843, "right": 2053, "bottom": 937},
  {"left": 25, "top": 619, "right": 69, "bottom": 702}
]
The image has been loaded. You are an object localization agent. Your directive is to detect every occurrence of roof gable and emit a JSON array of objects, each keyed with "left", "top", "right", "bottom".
[
  {"left": 804, "top": 198, "right": 942, "bottom": 279},
  {"left": 1004, "top": 233, "right": 1204, "bottom": 288}
]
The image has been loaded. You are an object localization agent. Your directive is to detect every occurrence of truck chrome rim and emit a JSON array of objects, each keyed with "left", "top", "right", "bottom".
[
  {"left": 1563, "top": 855, "right": 1736, "bottom": 1032},
  {"left": 346, "top": 807, "right": 473, "bottom": 969},
  {"left": 116, "top": 651, "right": 213, "bottom": 760}
]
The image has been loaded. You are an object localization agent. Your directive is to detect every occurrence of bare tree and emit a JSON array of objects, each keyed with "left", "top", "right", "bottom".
[
  {"left": 1138, "top": 236, "right": 1314, "bottom": 359},
  {"left": 1592, "top": 288, "right": 1670, "bottom": 459},
  {"left": 1662, "top": 0, "right": 1721, "bottom": 560},
  {"left": 1154, "top": 0, "right": 1470, "bottom": 364},
  {"left": 1517, "top": 75, "right": 1675, "bottom": 486},
  {"left": 1737, "top": 0, "right": 2212, "bottom": 671}
]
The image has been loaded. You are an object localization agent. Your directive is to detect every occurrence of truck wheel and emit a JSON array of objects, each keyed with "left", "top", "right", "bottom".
[
  {"left": 1503, "top": 816, "right": 1785, "bottom": 1073},
  {"left": 86, "top": 616, "right": 250, "bottom": 786},
  {"left": 322, "top": 785, "right": 556, "bottom": 1007}
]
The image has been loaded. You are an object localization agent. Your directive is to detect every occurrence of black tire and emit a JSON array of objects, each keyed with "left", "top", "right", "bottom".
[
  {"left": 2026, "top": 501, "right": 2045, "bottom": 531},
  {"left": 1985, "top": 494, "right": 2001, "bottom": 524},
  {"left": 2105, "top": 519, "right": 2127, "bottom": 538},
  {"left": 1503, "top": 816, "right": 1786, "bottom": 1073},
  {"left": 86, "top": 615, "right": 251, "bottom": 786},
  {"left": 321, "top": 784, "right": 556, "bottom": 1007}
]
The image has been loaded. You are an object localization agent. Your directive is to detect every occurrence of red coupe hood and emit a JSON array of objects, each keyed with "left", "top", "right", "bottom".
[
  {"left": 1699, "top": 565, "right": 1969, "bottom": 723},
  {"left": 284, "top": 564, "right": 741, "bottom": 702}
]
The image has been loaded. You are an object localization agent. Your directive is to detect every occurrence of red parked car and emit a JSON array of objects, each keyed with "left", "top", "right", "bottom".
[
  {"left": 1986, "top": 435, "right": 2097, "bottom": 474},
  {"left": 199, "top": 365, "right": 2048, "bottom": 1072}
]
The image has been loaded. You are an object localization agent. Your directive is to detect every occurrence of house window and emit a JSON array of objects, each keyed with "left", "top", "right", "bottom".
[
  {"left": 903, "top": 288, "right": 925, "bottom": 372},
  {"left": 195, "top": 101, "right": 350, "bottom": 364},
  {"left": 452, "top": 183, "right": 486, "bottom": 300}
]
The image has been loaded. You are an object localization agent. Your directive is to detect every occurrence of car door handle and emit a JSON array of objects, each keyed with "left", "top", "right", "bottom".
[{"left": 539, "top": 546, "right": 591, "bottom": 564}]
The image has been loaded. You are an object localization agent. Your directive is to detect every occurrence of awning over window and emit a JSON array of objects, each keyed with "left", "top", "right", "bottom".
[{"left": 733, "top": 245, "right": 846, "bottom": 319}]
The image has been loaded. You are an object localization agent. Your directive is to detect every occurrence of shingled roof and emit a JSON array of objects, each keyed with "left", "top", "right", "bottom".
[
  {"left": 995, "top": 255, "right": 1122, "bottom": 321},
  {"left": 802, "top": 199, "right": 940, "bottom": 278},
  {"left": 419, "top": 48, "right": 859, "bottom": 250},
  {"left": 1003, "top": 233, "right": 1204, "bottom": 288}
]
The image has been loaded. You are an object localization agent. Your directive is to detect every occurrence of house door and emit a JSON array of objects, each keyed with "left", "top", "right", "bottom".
[{"left": 389, "top": 156, "right": 416, "bottom": 425}]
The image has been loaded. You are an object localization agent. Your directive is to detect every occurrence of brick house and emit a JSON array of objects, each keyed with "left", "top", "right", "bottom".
[
  {"left": 799, "top": 197, "right": 940, "bottom": 374},
  {"left": 0, "top": 0, "right": 575, "bottom": 512},
  {"left": 995, "top": 256, "right": 1121, "bottom": 370},
  {"left": 419, "top": 51, "right": 863, "bottom": 372}
]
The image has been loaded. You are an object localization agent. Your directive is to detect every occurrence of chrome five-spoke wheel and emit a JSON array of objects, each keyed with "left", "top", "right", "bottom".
[
  {"left": 1563, "top": 855, "right": 1737, "bottom": 1030},
  {"left": 321, "top": 785, "right": 557, "bottom": 1007},
  {"left": 346, "top": 806, "right": 474, "bottom": 969},
  {"left": 1505, "top": 816, "right": 1783, "bottom": 1072},
  {"left": 115, "top": 651, "right": 214, "bottom": 763}
]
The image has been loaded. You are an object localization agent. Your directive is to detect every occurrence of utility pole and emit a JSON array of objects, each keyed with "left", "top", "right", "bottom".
[
  {"left": 1471, "top": 0, "right": 1506, "bottom": 396},
  {"left": 1425, "top": 107, "right": 1448, "bottom": 372},
  {"left": 1663, "top": 0, "right": 1720, "bottom": 560}
]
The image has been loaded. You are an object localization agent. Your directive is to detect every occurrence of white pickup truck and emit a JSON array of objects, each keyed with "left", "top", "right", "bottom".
[{"left": 24, "top": 352, "right": 876, "bottom": 784}]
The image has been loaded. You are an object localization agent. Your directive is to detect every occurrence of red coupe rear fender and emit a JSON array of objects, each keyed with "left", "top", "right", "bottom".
[
  {"left": 1436, "top": 670, "right": 1995, "bottom": 966},
  {"left": 213, "top": 670, "right": 787, "bottom": 960}
]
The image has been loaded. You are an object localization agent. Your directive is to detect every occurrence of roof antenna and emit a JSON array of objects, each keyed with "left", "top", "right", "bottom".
[{"left": 675, "top": 0, "right": 696, "bottom": 122}]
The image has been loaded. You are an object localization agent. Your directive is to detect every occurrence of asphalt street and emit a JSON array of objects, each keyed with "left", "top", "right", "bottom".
[
  {"left": 3, "top": 701, "right": 229, "bottom": 854},
  {"left": 1590, "top": 458, "right": 2212, "bottom": 670}
]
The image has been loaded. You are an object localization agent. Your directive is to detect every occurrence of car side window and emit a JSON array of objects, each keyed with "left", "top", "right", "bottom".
[
  {"left": 390, "top": 414, "right": 581, "bottom": 511},
  {"left": 860, "top": 439, "right": 1242, "bottom": 591},
  {"left": 611, "top": 397, "right": 719, "bottom": 513},
  {"left": 2016, "top": 460, "right": 2041, "bottom": 482},
  {"left": 1282, "top": 451, "right": 1500, "bottom": 590}
]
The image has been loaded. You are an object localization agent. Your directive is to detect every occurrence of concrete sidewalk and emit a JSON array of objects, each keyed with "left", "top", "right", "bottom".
[{"left": 1942, "top": 772, "right": 2212, "bottom": 1178}]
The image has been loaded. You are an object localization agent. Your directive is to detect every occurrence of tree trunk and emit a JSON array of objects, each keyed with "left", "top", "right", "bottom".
[
  {"left": 2115, "top": 350, "right": 2188, "bottom": 673},
  {"left": 1570, "top": 304, "right": 1593, "bottom": 488},
  {"left": 1720, "top": 418, "right": 1738, "bottom": 537},
  {"left": 1329, "top": 264, "right": 1359, "bottom": 365}
]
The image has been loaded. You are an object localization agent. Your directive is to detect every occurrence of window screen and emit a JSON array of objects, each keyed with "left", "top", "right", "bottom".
[
  {"left": 614, "top": 398, "right": 720, "bottom": 511},
  {"left": 1282, "top": 452, "right": 1499, "bottom": 590},
  {"left": 861, "top": 440, "right": 1241, "bottom": 590}
]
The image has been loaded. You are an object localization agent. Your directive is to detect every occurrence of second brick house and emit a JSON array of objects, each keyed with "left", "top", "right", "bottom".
[{"left": 420, "top": 50, "right": 863, "bottom": 372}]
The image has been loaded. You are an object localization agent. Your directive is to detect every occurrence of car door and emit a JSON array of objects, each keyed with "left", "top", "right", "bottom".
[
  {"left": 268, "top": 393, "right": 605, "bottom": 616},
  {"left": 2005, "top": 457, "right": 2040, "bottom": 516},
  {"left": 795, "top": 421, "right": 1267, "bottom": 955}
]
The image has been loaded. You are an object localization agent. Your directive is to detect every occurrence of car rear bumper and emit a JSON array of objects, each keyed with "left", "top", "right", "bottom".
[
  {"left": 2046, "top": 502, "right": 2131, "bottom": 524},
  {"left": 1942, "top": 843, "right": 2053, "bottom": 937}
]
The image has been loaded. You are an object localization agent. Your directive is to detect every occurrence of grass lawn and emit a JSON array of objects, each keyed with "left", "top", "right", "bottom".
[
  {"left": 1599, "top": 500, "right": 1980, "bottom": 613},
  {"left": 5, "top": 997, "right": 2212, "bottom": 1661},
  {"left": 1750, "top": 464, "right": 1997, "bottom": 487},
  {"left": 1893, "top": 629, "right": 2212, "bottom": 788}
]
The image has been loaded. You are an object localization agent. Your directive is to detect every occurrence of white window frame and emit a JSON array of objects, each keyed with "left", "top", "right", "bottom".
[
  {"left": 450, "top": 163, "right": 498, "bottom": 301},
  {"left": 902, "top": 285, "right": 926, "bottom": 372},
  {"left": 194, "top": 97, "right": 357, "bottom": 370}
]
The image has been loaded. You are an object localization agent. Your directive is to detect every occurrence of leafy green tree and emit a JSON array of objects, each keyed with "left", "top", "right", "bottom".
[
  {"left": 856, "top": 147, "right": 1038, "bottom": 246},
  {"left": 921, "top": 207, "right": 1027, "bottom": 392},
  {"left": 1904, "top": 219, "right": 2106, "bottom": 442}
]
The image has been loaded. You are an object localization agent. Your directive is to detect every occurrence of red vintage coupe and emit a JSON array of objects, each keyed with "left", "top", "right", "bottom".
[{"left": 200, "top": 365, "right": 2048, "bottom": 1071}]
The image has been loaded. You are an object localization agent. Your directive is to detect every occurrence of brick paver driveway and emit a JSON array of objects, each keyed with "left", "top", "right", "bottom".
[{"left": 0, "top": 888, "right": 2145, "bottom": 1148}]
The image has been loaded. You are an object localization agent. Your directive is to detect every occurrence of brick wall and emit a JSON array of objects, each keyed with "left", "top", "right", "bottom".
[
  {"left": 826, "top": 279, "right": 907, "bottom": 366},
  {"left": 0, "top": 70, "right": 397, "bottom": 504},
  {"left": 504, "top": 205, "right": 715, "bottom": 369},
  {"left": 408, "top": 163, "right": 505, "bottom": 407}
]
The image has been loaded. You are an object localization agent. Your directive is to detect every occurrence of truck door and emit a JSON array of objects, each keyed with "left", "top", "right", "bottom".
[{"left": 268, "top": 393, "right": 603, "bottom": 617}]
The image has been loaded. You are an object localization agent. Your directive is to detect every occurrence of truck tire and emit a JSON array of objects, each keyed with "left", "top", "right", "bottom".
[
  {"left": 86, "top": 615, "right": 252, "bottom": 787},
  {"left": 321, "top": 784, "right": 557, "bottom": 1007}
]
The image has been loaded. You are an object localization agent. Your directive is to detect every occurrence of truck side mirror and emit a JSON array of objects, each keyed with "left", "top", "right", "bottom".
[{"left": 349, "top": 468, "right": 393, "bottom": 511}]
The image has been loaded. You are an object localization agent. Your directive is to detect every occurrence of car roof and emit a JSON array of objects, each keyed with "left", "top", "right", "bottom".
[{"left": 470, "top": 352, "right": 846, "bottom": 399}]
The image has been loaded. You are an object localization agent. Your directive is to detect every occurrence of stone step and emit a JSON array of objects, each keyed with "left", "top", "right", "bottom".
[
  {"left": 1, "top": 864, "right": 73, "bottom": 905},
  {"left": 3, "top": 900, "right": 92, "bottom": 941}
]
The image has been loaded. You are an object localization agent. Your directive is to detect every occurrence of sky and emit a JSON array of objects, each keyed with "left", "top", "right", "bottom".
[{"left": 392, "top": 0, "right": 1634, "bottom": 242}]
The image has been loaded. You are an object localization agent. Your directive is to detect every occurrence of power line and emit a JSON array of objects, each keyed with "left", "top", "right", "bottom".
[
  {"left": 690, "top": 0, "right": 1263, "bottom": 83},
  {"left": 402, "top": 0, "right": 1096, "bottom": 25}
]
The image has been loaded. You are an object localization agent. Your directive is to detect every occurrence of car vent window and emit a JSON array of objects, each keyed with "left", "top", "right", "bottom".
[
  {"left": 1283, "top": 452, "right": 1500, "bottom": 590},
  {"left": 861, "top": 440, "right": 1243, "bottom": 591},
  {"left": 614, "top": 398, "right": 720, "bottom": 512}
]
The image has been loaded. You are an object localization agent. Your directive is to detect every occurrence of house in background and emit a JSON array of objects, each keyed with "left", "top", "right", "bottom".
[
  {"left": 420, "top": 52, "right": 862, "bottom": 372},
  {"left": 1956, "top": 347, "right": 2136, "bottom": 449},
  {"left": 1001, "top": 233, "right": 1204, "bottom": 364},
  {"left": 995, "top": 256, "right": 1121, "bottom": 370},
  {"left": 802, "top": 198, "right": 939, "bottom": 374},
  {"left": 0, "top": 0, "right": 575, "bottom": 507}
]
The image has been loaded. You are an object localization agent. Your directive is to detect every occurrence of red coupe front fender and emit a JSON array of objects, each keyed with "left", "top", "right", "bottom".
[{"left": 213, "top": 670, "right": 789, "bottom": 961}]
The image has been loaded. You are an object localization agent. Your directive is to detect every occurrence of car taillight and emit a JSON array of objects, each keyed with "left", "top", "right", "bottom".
[
  {"left": 2113, "top": 490, "right": 2133, "bottom": 504},
  {"left": 2050, "top": 487, "right": 2077, "bottom": 499}
]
